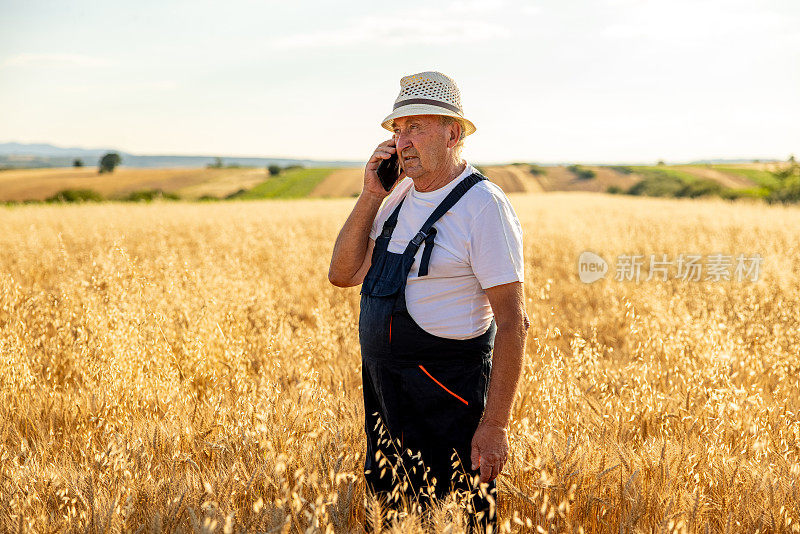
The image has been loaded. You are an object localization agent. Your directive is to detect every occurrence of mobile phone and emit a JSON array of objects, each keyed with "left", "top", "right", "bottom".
[{"left": 376, "top": 152, "right": 400, "bottom": 191}]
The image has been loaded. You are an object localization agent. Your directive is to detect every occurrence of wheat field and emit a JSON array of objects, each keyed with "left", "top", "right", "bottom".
[{"left": 1, "top": 193, "right": 799, "bottom": 533}]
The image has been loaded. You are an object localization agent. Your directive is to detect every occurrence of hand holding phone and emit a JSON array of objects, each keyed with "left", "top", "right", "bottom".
[
  {"left": 366, "top": 139, "right": 402, "bottom": 197},
  {"left": 376, "top": 151, "right": 400, "bottom": 192}
]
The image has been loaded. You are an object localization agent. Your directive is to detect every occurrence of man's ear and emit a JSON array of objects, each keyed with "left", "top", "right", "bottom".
[{"left": 446, "top": 120, "right": 461, "bottom": 149}]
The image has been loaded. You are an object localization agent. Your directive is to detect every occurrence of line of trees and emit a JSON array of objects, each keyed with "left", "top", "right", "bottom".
[
  {"left": 69, "top": 153, "right": 122, "bottom": 173},
  {"left": 77, "top": 154, "right": 306, "bottom": 176}
]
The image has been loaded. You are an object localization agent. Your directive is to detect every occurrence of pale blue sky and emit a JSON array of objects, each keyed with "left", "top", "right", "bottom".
[{"left": 1, "top": 0, "right": 798, "bottom": 164}]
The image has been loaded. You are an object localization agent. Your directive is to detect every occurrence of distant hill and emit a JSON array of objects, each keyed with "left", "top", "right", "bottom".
[
  {"left": 0, "top": 161, "right": 787, "bottom": 203},
  {"left": 2, "top": 141, "right": 790, "bottom": 204},
  {"left": 0, "top": 142, "right": 118, "bottom": 158},
  {"left": 308, "top": 162, "right": 785, "bottom": 198},
  {"left": 0, "top": 142, "right": 363, "bottom": 169}
]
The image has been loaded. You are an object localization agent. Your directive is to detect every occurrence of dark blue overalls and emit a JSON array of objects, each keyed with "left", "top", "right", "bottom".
[{"left": 359, "top": 172, "right": 498, "bottom": 531}]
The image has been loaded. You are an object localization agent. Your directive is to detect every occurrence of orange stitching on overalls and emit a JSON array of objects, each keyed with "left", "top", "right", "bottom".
[
  {"left": 418, "top": 364, "right": 469, "bottom": 406},
  {"left": 389, "top": 315, "right": 392, "bottom": 343}
]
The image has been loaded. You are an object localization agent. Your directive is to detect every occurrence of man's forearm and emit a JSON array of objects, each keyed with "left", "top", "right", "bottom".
[
  {"left": 328, "top": 192, "right": 383, "bottom": 286},
  {"left": 480, "top": 320, "right": 527, "bottom": 428}
]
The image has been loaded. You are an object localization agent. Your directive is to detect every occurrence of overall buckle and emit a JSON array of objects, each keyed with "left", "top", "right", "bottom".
[{"left": 410, "top": 231, "right": 427, "bottom": 247}]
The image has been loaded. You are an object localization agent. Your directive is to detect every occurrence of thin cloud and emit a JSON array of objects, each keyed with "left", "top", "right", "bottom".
[
  {"left": 2, "top": 53, "right": 112, "bottom": 68},
  {"left": 270, "top": 13, "right": 508, "bottom": 50},
  {"left": 600, "top": 1, "right": 793, "bottom": 44},
  {"left": 136, "top": 80, "right": 178, "bottom": 91},
  {"left": 60, "top": 80, "right": 178, "bottom": 93},
  {"left": 446, "top": 0, "right": 508, "bottom": 13}
]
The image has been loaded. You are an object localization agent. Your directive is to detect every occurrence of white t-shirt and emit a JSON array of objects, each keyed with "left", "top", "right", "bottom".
[{"left": 368, "top": 162, "right": 524, "bottom": 340}]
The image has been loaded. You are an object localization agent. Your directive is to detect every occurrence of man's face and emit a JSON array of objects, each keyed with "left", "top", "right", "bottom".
[{"left": 391, "top": 115, "right": 453, "bottom": 179}]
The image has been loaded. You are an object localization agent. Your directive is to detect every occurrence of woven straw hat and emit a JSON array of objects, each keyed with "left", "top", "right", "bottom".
[{"left": 381, "top": 71, "right": 476, "bottom": 136}]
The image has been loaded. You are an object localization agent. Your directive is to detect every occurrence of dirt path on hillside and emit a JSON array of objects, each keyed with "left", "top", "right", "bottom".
[
  {"left": 535, "top": 166, "right": 575, "bottom": 191},
  {"left": 533, "top": 166, "right": 639, "bottom": 193},
  {"left": 177, "top": 168, "right": 267, "bottom": 199},
  {"left": 309, "top": 168, "right": 364, "bottom": 197},
  {"left": 588, "top": 167, "right": 640, "bottom": 192},
  {"left": 679, "top": 167, "right": 755, "bottom": 189},
  {"left": 481, "top": 166, "right": 544, "bottom": 193}
]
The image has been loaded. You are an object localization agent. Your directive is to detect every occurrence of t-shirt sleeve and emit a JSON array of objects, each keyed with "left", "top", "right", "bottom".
[
  {"left": 369, "top": 206, "right": 388, "bottom": 241},
  {"left": 468, "top": 193, "right": 525, "bottom": 289}
]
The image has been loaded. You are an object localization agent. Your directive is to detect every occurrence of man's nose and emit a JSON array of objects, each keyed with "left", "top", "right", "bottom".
[{"left": 395, "top": 133, "right": 412, "bottom": 153}]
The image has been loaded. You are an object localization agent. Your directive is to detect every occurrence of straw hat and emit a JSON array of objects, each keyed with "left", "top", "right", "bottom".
[{"left": 381, "top": 71, "right": 476, "bottom": 136}]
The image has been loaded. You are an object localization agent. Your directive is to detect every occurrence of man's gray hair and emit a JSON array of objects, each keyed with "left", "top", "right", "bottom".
[{"left": 439, "top": 115, "right": 466, "bottom": 162}]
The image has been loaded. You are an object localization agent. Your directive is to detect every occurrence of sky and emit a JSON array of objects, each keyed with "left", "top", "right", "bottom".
[{"left": 1, "top": 0, "right": 798, "bottom": 164}]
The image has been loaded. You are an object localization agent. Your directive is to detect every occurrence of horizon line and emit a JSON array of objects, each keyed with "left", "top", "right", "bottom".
[{"left": 0, "top": 140, "right": 790, "bottom": 167}]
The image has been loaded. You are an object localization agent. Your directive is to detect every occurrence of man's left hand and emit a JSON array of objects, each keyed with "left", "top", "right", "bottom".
[{"left": 470, "top": 422, "right": 509, "bottom": 483}]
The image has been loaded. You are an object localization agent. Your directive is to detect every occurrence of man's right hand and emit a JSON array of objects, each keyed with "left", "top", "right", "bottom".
[
  {"left": 329, "top": 140, "right": 399, "bottom": 287},
  {"left": 363, "top": 138, "right": 403, "bottom": 199}
]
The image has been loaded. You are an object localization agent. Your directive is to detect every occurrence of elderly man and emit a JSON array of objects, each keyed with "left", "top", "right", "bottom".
[{"left": 328, "top": 71, "right": 528, "bottom": 531}]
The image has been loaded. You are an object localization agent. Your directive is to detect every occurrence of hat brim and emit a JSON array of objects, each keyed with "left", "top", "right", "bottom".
[{"left": 381, "top": 104, "right": 476, "bottom": 136}]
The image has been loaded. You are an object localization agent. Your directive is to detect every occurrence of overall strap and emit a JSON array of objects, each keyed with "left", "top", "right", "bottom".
[
  {"left": 378, "top": 198, "right": 406, "bottom": 239},
  {"left": 417, "top": 228, "right": 437, "bottom": 276},
  {"left": 403, "top": 172, "right": 485, "bottom": 256}
]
